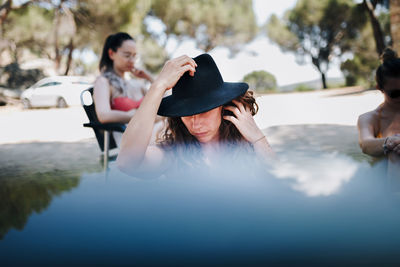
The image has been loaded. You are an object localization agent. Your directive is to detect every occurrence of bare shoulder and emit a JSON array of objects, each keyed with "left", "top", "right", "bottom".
[
  {"left": 358, "top": 108, "right": 379, "bottom": 126},
  {"left": 94, "top": 76, "right": 109, "bottom": 89}
]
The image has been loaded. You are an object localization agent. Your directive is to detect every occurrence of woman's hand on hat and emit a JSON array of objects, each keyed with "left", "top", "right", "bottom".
[
  {"left": 153, "top": 55, "right": 197, "bottom": 91},
  {"left": 223, "top": 100, "right": 265, "bottom": 144}
]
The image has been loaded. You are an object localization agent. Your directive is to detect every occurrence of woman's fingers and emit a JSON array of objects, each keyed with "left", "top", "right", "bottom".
[
  {"left": 224, "top": 105, "right": 241, "bottom": 117},
  {"left": 223, "top": 115, "right": 238, "bottom": 125},
  {"left": 180, "top": 64, "right": 196, "bottom": 77},
  {"left": 393, "top": 144, "right": 400, "bottom": 154},
  {"left": 175, "top": 55, "right": 197, "bottom": 68},
  {"left": 156, "top": 55, "right": 198, "bottom": 90},
  {"left": 232, "top": 99, "right": 246, "bottom": 113}
]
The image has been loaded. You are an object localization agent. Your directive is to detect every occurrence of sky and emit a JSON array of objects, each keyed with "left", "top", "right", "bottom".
[{"left": 164, "top": 0, "right": 343, "bottom": 87}]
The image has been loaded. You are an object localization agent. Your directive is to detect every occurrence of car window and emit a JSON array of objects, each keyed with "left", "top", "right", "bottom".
[
  {"left": 38, "top": 82, "right": 62, "bottom": 88},
  {"left": 72, "top": 81, "right": 91, "bottom": 85}
]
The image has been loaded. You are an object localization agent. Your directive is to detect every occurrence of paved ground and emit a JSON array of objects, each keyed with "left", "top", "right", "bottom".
[{"left": 0, "top": 87, "right": 383, "bottom": 179}]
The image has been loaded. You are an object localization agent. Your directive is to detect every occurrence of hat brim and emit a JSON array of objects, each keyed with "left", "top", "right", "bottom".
[{"left": 157, "top": 82, "right": 249, "bottom": 117}]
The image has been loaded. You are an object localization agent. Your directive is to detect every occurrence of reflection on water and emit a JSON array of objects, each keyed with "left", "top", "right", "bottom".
[
  {"left": 264, "top": 124, "right": 385, "bottom": 196},
  {"left": 0, "top": 141, "right": 103, "bottom": 239},
  {"left": 1, "top": 126, "right": 400, "bottom": 265},
  {"left": 0, "top": 171, "right": 81, "bottom": 239},
  {"left": 271, "top": 152, "right": 358, "bottom": 197}
]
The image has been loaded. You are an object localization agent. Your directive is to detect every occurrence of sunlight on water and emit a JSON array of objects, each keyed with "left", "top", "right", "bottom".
[{"left": 271, "top": 152, "right": 359, "bottom": 197}]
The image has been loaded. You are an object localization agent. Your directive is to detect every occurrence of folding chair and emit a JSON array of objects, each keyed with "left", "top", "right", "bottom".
[{"left": 80, "top": 87, "right": 126, "bottom": 168}]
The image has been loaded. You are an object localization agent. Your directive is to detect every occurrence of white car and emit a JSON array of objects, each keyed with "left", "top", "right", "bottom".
[{"left": 20, "top": 76, "right": 92, "bottom": 108}]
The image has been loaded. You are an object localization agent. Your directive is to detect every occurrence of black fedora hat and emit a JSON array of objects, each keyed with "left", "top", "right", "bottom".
[{"left": 157, "top": 53, "right": 249, "bottom": 117}]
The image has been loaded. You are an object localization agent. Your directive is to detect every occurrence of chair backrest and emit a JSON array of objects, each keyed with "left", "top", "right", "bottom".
[{"left": 81, "top": 87, "right": 118, "bottom": 152}]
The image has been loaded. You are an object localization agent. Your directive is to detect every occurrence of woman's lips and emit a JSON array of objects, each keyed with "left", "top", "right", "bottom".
[{"left": 193, "top": 132, "right": 208, "bottom": 137}]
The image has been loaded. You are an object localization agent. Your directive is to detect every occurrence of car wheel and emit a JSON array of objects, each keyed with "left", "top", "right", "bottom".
[
  {"left": 22, "top": 98, "right": 31, "bottom": 109},
  {"left": 56, "top": 97, "right": 68, "bottom": 108}
]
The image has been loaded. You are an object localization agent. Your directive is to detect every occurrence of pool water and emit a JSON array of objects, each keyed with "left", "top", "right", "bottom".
[{"left": 1, "top": 125, "right": 399, "bottom": 266}]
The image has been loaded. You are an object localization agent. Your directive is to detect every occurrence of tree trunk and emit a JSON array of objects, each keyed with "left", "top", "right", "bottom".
[
  {"left": 0, "top": 0, "right": 32, "bottom": 36},
  {"left": 391, "top": 0, "right": 400, "bottom": 55},
  {"left": 321, "top": 72, "right": 327, "bottom": 89},
  {"left": 311, "top": 56, "right": 328, "bottom": 89},
  {"left": 0, "top": 0, "right": 12, "bottom": 28},
  {"left": 64, "top": 39, "right": 74, "bottom": 75},
  {"left": 362, "top": 0, "right": 386, "bottom": 56}
]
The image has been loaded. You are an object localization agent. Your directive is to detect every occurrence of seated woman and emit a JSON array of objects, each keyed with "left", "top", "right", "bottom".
[
  {"left": 117, "top": 54, "right": 274, "bottom": 177},
  {"left": 358, "top": 48, "right": 400, "bottom": 180},
  {"left": 94, "top": 32, "right": 153, "bottom": 123},
  {"left": 93, "top": 32, "right": 160, "bottom": 144}
]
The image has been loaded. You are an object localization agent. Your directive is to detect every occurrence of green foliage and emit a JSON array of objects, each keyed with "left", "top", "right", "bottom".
[
  {"left": 340, "top": 21, "right": 382, "bottom": 88},
  {"left": 0, "top": 62, "right": 44, "bottom": 89},
  {"left": 1, "top": 0, "right": 258, "bottom": 75},
  {"left": 294, "top": 84, "right": 314, "bottom": 92},
  {"left": 3, "top": 4, "right": 53, "bottom": 59},
  {"left": 266, "top": 0, "right": 367, "bottom": 89},
  {"left": 138, "top": 37, "right": 169, "bottom": 73},
  {"left": 0, "top": 171, "right": 81, "bottom": 240},
  {"left": 149, "top": 0, "right": 257, "bottom": 53},
  {"left": 242, "top": 70, "right": 277, "bottom": 93},
  {"left": 73, "top": 0, "right": 148, "bottom": 53}
]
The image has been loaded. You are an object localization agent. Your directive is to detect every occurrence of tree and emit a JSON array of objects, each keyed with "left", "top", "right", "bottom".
[
  {"left": 148, "top": 0, "right": 257, "bottom": 55},
  {"left": 266, "top": 0, "right": 365, "bottom": 89},
  {"left": 360, "top": 0, "right": 388, "bottom": 55},
  {"left": 340, "top": 1, "right": 391, "bottom": 87},
  {"left": 1, "top": 0, "right": 151, "bottom": 74},
  {"left": 2, "top": 4, "right": 53, "bottom": 63},
  {"left": 391, "top": 0, "right": 400, "bottom": 54},
  {"left": 340, "top": 24, "right": 380, "bottom": 87},
  {"left": 242, "top": 70, "right": 277, "bottom": 93}
]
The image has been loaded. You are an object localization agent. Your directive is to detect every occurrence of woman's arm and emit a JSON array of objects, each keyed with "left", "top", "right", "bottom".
[
  {"left": 93, "top": 76, "right": 136, "bottom": 124},
  {"left": 357, "top": 112, "right": 387, "bottom": 156},
  {"left": 117, "top": 56, "right": 197, "bottom": 176}
]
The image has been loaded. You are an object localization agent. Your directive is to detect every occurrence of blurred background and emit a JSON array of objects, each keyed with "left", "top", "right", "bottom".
[{"left": 0, "top": 0, "right": 398, "bottom": 99}]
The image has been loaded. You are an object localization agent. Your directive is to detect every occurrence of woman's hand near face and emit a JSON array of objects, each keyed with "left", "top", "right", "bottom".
[
  {"left": 131, "top": 67, "right": 153, "bottom": 82},
  {"left": 223, "top": 100, "right": 274, "bottom": 159},
  {"left": 152, "top": 55, "right": 197, "bottom": 92},
  {"left": 223, "top": 100, "right": 264, "bottom": 143}
]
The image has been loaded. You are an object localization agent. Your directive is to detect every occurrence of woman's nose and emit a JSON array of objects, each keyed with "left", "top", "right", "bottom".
[{"left": 191, "top": 115, "right": 202, "bottom": 129}]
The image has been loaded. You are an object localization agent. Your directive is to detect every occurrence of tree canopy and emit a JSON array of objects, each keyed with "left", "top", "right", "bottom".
[
  {"left": 266, "top": 0, "right": 367, "bottom": 89},
  {"left": 0, "top": 0, "right": 258, "bottom": 80},
  {"left": 242, "top": 70, "right": 277, "bottom": 93},
  {"left": 148, "top": 0, "right": 257, "bottom": 54}
]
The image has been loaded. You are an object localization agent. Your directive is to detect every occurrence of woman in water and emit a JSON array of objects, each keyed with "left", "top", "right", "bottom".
[{"left": 358, "top": 48, "right": 400, "bottom": 179}]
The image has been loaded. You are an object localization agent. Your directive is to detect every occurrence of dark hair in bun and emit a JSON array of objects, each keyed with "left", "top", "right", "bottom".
[
  {"left": 99, "top": 32, "right": 134, "bottom": 72},
  {"left": 376, "top": 47, "right": 400, "bottom": 89}
]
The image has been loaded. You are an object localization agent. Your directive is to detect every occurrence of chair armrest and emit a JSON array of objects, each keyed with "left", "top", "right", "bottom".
[{"left": 83, "top": 122, "right": 126, "bottom": 132}]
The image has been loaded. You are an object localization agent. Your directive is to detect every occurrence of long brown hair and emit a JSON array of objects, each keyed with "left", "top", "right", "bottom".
[{"left": 159, "top": 90, "right": 259, "bottom": 152}]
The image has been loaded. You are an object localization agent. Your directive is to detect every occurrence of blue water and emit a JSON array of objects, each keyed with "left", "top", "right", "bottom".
[
  {"left": 1, "top": 124, "right": 399, "bottom": 266},
  {"left": 1, "top": 149, "right": 399, "bottom": 266}
]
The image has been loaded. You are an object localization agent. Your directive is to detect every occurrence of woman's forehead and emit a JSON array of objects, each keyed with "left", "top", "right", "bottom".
[{"left": 119, "top": 40, "right": 136, "bottom": 52}]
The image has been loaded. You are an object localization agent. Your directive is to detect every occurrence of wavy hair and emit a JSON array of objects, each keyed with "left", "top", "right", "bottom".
[{"left": 159, "top": 90, "right": 259, "bottom": 154}]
